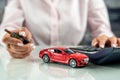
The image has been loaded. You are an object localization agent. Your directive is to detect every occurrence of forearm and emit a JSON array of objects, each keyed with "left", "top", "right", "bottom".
[{"left": 88, "top": 0, "right": 114, "bottom": 38}]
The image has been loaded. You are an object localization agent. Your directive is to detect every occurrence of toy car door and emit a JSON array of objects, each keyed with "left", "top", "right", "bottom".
[{"left": 52, "top": 49, "right": 66, "bottom": 61}]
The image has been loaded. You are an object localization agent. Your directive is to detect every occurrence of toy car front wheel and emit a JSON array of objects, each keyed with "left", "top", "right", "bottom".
[
  {"left": 69, "top": 59, "right": 77, "bottom": 68},
  {"left": 42, "top": 55, "right": 50, "bottom": 63}
]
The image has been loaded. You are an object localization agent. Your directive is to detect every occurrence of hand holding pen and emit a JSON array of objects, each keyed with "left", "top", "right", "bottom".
[
  {"left": 2, "top": 27, "right": 35, "bottom": 58},
  {"left": 4, "top": 29, "right": 30, "bottom": 44}
]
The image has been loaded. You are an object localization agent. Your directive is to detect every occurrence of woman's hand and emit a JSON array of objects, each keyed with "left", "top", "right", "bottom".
[
  {"left": 92, "top": 35, "right": 120, "bottom": 48},
  {"left": 2, "top": 27, "right": 35, "bottom": 58}
]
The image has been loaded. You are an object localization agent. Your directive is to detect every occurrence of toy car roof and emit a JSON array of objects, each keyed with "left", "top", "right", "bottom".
[{"left": 48, "top": 47, "right": 68, "bottom": 50}]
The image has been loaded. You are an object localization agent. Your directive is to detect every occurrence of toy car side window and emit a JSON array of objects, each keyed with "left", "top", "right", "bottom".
[
  {"left": 49, "top": 49, "right": 54, "bottom": 53},
  {"left": 54, "top": 49, "right": 62, "bottom": 53}
]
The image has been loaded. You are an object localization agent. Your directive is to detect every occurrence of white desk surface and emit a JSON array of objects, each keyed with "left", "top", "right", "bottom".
[{"left": 0, "top": 45, "right": 120, "bottom": 80}]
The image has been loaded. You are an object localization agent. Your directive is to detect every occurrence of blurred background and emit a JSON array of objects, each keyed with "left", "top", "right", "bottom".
[
  {"left": 0, "top": 0, "right": 6, "bottom": 23},
  {"left": 0, "top": 0, "right": 120, "bottom": 45}
]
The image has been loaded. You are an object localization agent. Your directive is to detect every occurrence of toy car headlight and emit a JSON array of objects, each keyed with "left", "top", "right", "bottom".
[{"left": 84, "top": 58, "right": 89, "bottom": 63}]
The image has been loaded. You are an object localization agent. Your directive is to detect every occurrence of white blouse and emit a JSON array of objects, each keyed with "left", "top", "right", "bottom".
[{"left": 0, "top": 0, "right": 114, "bottom": 46}]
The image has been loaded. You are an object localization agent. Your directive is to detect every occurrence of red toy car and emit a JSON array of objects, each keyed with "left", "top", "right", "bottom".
[{"left": 39, "top": 47, "right": 89, "bottom": 68}]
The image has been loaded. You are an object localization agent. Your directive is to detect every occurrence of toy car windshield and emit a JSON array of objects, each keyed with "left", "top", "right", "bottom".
[{"left": 64, "top": 48, "right": 75, "bottom": 54}]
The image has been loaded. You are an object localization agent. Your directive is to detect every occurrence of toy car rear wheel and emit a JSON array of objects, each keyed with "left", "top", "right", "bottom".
[
  {"left": 42, "top": 54, "right": 50, "bottom": 63},
  {"left": 69, "top": 59, "right": 77, "bottom": 68}
]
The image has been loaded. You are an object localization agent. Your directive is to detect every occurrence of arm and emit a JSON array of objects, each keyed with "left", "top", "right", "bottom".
[
  {"left": 0, "top": 0, "right": 34, "bottom": 58},
  {"left": 0, "top": 0, "right": 24, "bottom": 46},
  {"left": 88, "top": 0, "right": 114, "bottom": 38},
  {"left": 87, "top": 0, "right": 119, "bottom": 48}
]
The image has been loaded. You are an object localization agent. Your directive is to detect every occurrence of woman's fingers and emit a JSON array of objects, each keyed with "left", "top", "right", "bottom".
[
  {"left": 117, "top": 38, "right": 120, "bottom": 46},
  {"left": 8, "top": 50, "right": 31, "bottom": 59},
  {"left": 2, "top": 33, "right": 23, "bottom": 45},
  {"left": 6, "top": 44, "right": 33, "bottom": 58},
  {"left": 91, "top": 35, "right": 119, "bottom": 48},
  {"left": 19, "top": 27, "right": 32, "bottom": 42},
  {"left": 91, "top": 38, "right": 98, "bottom": 47},
  {"left": 97, "top": 35, "right": 108, "bottom": 48},
  {"left": 108, "top": 36, "right": 117, "bottom": 47},
  {"left": 7, "top": 43, "right": 34, "bottom": 54},
  {"left": 92, "top": 35, "right": 108, "bottom": 48}
]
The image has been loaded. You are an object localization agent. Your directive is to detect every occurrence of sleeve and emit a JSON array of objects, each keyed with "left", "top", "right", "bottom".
[
  {"left": 88, "top": 0, "right": 114, "bottom": 38},
  {"left": 0, "top": 0, "right": 24, "bottom": 46}
]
